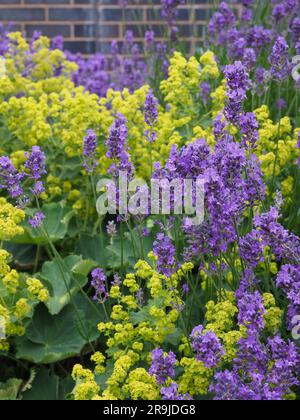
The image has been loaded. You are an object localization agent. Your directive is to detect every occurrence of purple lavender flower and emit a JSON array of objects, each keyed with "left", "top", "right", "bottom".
[
  {"left": 255, "top": 65, "right": 267, "bottom": 85},
  {"left": 224, "top": 28, "right": 246, "bottom": 61},
  {"left": 164, "top": 138, "right": 210, "bottom": 179},
  {"left": 161, "top": 0, "right": 186, "bottom": 42},
  {"left": 106, "top": 114, "right": 128, "bottom": 161},
  {"left": 239, "top": 112, "right": 259, "bottom": 148},
  {"left": 290, "top": 17, "right": 300, "bottom": 41},
  {"left": 211, "top": 330, "right": 299, "bottom": 400},
  {"left": 112, "top": 274, "right": 122, "bottom": 286},
  {"left": 106, "top": 114, "right": 134, "bottom": 179},
  {"left": 149, "top": 348, "right": 177, "bottom": 385},
  {"left": 177, "top": 132, "right": 264, "bottom": 260},
  {"left": 144, "top": 90, "right": 158, "bottom": 128},
  {"left": 243, "top": 48, "right": 256, "bottom": 70},
  {"left": 70, "top": 52, "right": 110, "bottom": 98},
  {"left": 69, "top": 31, "right": 148, "bottom": 97},
  {"left": 83, "top": 129, "right": 98, "bottom": 173},
  {"left": 126, "top": 30, "right": 135, "bottom": 46},
  {"left": 242, "top": 0, "right": 255, "bottom": 7},
  {"left": 106, "top": 220, "right": 117, "bottom": 237},
  {"left": 254, "top": 207, "right": 300, "bottom": 263},
  {"left": 30, "top": 180, "right": 45, "bottom": 197},
  {"left": 24, "top": 146, "right": 46, "bottom": 200},
  {"left": 241, "top": 8, "right": 253, "bottom": 23},
  {"left": 161, "top": 383, "right": 192, "bottom": 401},
  {"left": 237, "top": 291, "right": 266, "bottom": 331},
  {"left": 200, "top": 82, "right": 211, "bottom": 103},
  {"left": 266, "top": 335, "right": 299, "bottom": 392},
  {"left": 28, "top": 211, "right": 45, "bottom": 229},
  {"left": 111, "top": 40, "right": 119, "bottom": 57},
  {"left": 145, "top": 30, "right": 155, "bottom": 51},
  {"left": 153, "top": 233, "right": 177, "bottom": 277},
  {"left": 224, "top": 61, "right": 250, "bottom": 123},
  {"left": 190, "top": 326, "right": 225, "bottom": 368},
  {"left": 182, "top": 283, "right": 189, "bottom": 294},
  {"left": 210, "top": 371, "right": 243, "bottom": 400},
  {"left": 272, "top": 0, "right": 297, "bottom": 23},
  {"left": 272, "top": 3, "right": 287, "bottom": 22},
  {"left": 0, "top": 24, "right": 13, "bottom": 55},
  {"left": 144, "top": 90, "right": 158, "bottom": 143},
  {"left": 91, "top": 268, "right": 108, "bottom": 303},
  {"left": 246, "top": 26, "right": 273, "bottom": 53},
  {"left": 0, "top": 156, "right": 25, "bottom": 198},
  {"left": 276, "top": 98, "right": 286, "bottom": 110},
  {"left": 276, "top": 264, "right": 300, "bottom": 329},
  {"left": 118, "top": 0, "right": 128, "bottom": 7},
  {"left": 24, "top": 146, "right": 46, "bottom": 181},
  {"left": 208, "top": 2, "right": 236, "bottom": 46},
  {"left": 224, "top": 61, "right": 250, "bottom": 100},
  {"left": 235, "top": 269, "right": 259, "bottom": 301},
  {"left": 269, "top": 36, "right": 290, "bottom": 81},
  {"left": 142, "top": 228, "right": 150, "bottom": 237},
  {"left": 52, "top": 35, "right": 64, "bottom": 50},
  {"left": 239, "top": 231, "right": 265, "bottom": 267}
]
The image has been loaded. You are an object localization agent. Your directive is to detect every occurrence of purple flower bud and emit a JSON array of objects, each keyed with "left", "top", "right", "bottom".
[
  {"left": 149, "top": 348, "right": 177, "bottom": 385},
  {"left": 83, "top": 129, "right": 98, "bottom": 173},
  {"left": 0, "top": 156, "right": 26, "bottom": 198},
  {"left": 153, "top": 233, "right": 177, "bottom": 277},
  {"left": 24, "top": 146, "right": 46, "bottom": 181},
  {"left": 161, "top": 382, "right": 192, "bottom": 401},
  {"left": 91, "top": 268, "right": 108, "bottom": 303},
  {"left": 144, "top": 90, "right": 158, "bottom": 127},
  {"left": 29, "top": 211, "right": 45, "bottom": 229},
  {"left": 190, "top": 326, "right": 225, "bottom": 368}
]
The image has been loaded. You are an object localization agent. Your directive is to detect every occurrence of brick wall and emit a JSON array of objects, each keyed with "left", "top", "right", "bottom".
[{"left": 0, "top": 0, "right": 215, "bottom": 55}]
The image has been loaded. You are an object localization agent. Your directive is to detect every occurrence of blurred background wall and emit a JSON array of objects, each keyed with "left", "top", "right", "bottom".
[{"left": 0, "top": 0, "right": 213, "bottom": 54}]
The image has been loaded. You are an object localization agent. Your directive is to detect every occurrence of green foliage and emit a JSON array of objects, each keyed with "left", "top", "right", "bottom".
[
  {"left": 15, "top": 295, "right": 102, "bottom": 364},
  {"left": 0, "top": 379, "right": 22, "bottom": 400},
  {"left": 40, "top": 255, "right": 96, "bottom": 315}
]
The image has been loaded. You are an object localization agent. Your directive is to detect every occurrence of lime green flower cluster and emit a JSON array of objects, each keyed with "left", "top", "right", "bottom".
[
  {"left": 0, "top": 198, "right": 25, "bottom": 241},
  {"left": 98, "top": 50, "right": 221, "bottom": 179},
  {"left": 0, "top": 200, "right": 49, "bottom": 351},
  {"left": 0, "top": 32, "right": 76, "bottom": 99},
  {"left": 0, "top": 34, "right": 224, "bottom": 184},
  {"left": 160, "top": 51, "right": 219, "bottom": 117},
  {"left": 0, "top": 247, "right": 49, "bottom": 351},
  {"left": 254, "top": 105, "right": 299, "bottom": 200},
  {"left": 71, "top": 258, "right": 196, "bottom": 400},
  {"left": 71, "top": 264, "right": 283, "bottom": 400}
]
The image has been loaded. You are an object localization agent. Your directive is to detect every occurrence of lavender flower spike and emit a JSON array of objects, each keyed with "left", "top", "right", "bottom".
[
  {"left": 149, "top": 348, "right": 177, "bottom": 385},
  {"left": 0, "top": 156, "right": 25, "bottom": 198},
  {"left": 29, "top": 211, "right": 45, "bottom": 229},
  {"left": 144, "top": 89, "right": 158, "bottom": 143},
  {"left": 190, "top": 325, "right": 225, "bottom": 368},
  {"left": 91, "top": 268, "right": 108, "bottom": 303},
  {"left": 106, "top": 114, "right": 128, "bottom": 161},
  {"left": 83, "top": 129, "right": 98, "bottom": 173},
  {"left": 24, "top": 146, "right": 46, "bottom": 180}
]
